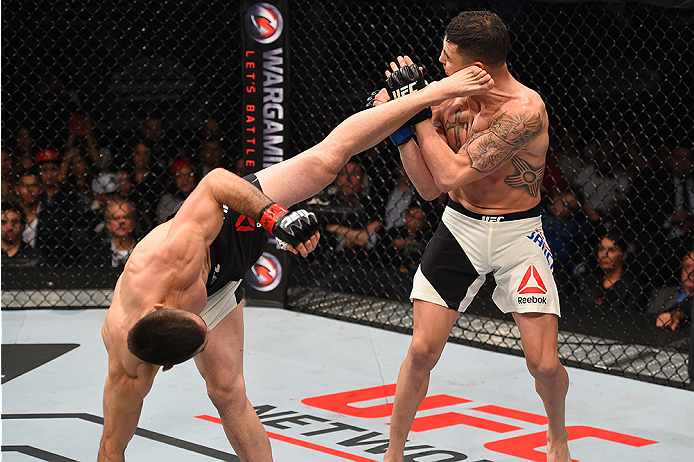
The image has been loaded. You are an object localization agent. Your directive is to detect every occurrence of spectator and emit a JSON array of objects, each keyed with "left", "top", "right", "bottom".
[
  {"left": 552, "top": 126, "right": 584, "bottom": 186},
  {"left": 87, "top": 171, "right": 123, "bottom": 238},
  {"left": 91, "top": 172, "right": 122, "bottom": 212},
  {"left": 628, "top": 142, "right": 694, "bottom": 287},
  {"left": 578, "top": 226, "right": 648, "bottom": 312},
  {"left": 64, "top": 114, "right": 105, "bottom": 170},
  {"left": 156, "top": 159, "right": 198, "bottom": 224},
  {"left": 196, "top": 138, "right": 233, "bottom": 177},
  {"left": 62, "top": 145, "right": 96, "bottom": 209},
  {"left": 325, "top": 162, "right": 425, "bottom": 257},
  {"left": 35, "top": 148, "right": 84, "bottom": 265},
  {"left": 660, "top": 145, "right": 694, "bottom": 245},
  {"left": 650, "top": 249, "right": 694, "bottom": 332},
  {"left": 138, "top": 112, "right": 172, "bottom": 162},
  {"left": 573, "top": 130, "right": 632, "bottom": 223},
  {"left": 91, "top": 199, "right": 138, "bottom": 269},
  {"left": 2, "top": 147, "right": 19, "bottom": 203},
  {"left": 1, "top": 201, "right": 40, "bottom": 266},
  {"left": 392, "top": 206, "right": 431, "bottom": 273},
  {"left": 13, "top": 126, "right": 36, "bottom": 173},
  {"left": 198, "top": 117, "right": 224, "bottom": 143},
  {"left": 541, "top": 188, "right": 592, "bottom": 291},
  {"left": 14, "top": 169, "right": 42, "bottom": 251},
  {"left": 124, "top": 142, "right": 166, "bottom": 233}
]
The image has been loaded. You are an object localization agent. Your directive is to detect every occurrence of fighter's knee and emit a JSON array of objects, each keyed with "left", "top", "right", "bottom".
[
  {"left": 526, "top": 355, "right": 561, "bottom": 382},
  {"left": 206, "top": 374, "right": 246, "bottom": 408},
  {"left": 313, "top": 140, "right": 351, "bottom": 176},
  {"left": 407, "top": 339, "right": 443, "bottom": 371}
]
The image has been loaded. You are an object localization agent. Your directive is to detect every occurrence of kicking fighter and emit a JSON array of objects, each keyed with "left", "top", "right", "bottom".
[{"left": 98, "top": 63, "right": 495, "bottom": 462}]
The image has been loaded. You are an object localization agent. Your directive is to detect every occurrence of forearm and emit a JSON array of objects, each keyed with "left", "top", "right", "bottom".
[
  {"left": 399, "top": 141, "right": 440, "bottom": 201},
  {"left": 414, "top": 121, "right": 479, "bottom": 192},
  {"left": 204, "top": 168, "right": 272, "bottom": 221},
  {"left": 98, "top": 379, "right": 144, "bottom": 461}
]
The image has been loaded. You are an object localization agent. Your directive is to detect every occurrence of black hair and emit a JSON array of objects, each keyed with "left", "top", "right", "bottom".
[
  {"left": 444, "top": 11, "right": 510, "bottom": 67},
  {"left": 127, "top": 309, "right": 207, "bottom": 366}
]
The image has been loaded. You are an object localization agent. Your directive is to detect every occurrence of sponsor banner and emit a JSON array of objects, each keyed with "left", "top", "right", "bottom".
[
  {"left": 241, "top": 1, "right": 289, "bottom": 306},
  {"left": 244, "top": 240, "right": 289, "bottom": 307},
  {"left": 241, "top": 0, "right": 289, "bottom": 173}
]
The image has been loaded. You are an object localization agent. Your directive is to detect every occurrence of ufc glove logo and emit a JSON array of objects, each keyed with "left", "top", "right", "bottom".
[{"left": 391, "top": 81, "right": 419, "bottom": 98}]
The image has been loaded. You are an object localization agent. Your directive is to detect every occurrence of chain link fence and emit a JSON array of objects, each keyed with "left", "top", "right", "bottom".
[{"left": 2, "top": 0, "right": 693, "bottom": 389}]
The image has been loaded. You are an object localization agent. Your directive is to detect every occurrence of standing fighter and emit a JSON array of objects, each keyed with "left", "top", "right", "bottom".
[
  {"left": 375, "top": 11, "right": 572, "bottom": 462},
  {"left": 97, "top": 65, "right": 495, "bottom": 462}
]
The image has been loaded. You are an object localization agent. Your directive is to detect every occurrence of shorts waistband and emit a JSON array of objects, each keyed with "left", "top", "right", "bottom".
[{"left": 446, "top": 199, "right": 541, "bottom": 222}]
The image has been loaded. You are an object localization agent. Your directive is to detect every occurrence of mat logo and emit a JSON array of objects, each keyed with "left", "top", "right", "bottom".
[
  {"left": 244, "top": 3, "right": 284, "bottom": 44},
  {"left": 298, "top": 385, "right": 658, "bottom": 462},
  {"left": 247, "top": 252, "right": 282, "bottom": 292},
  {"left": 198, "top": 383, "right": 658, "bottom": 461},
  {"left": 517, "top": 265, "right": 547, "bottom": 303}
]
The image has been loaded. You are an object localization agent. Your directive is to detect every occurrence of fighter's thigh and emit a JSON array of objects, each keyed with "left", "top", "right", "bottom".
[
  {"left": 511, "top": 312, "right": 559, "bottom": 366},
  {"left": 411, "top": 299, "right": 460, "bottom": 354},
  {"left": 195, "top": 301, "right": 245, "bottom": 383}
]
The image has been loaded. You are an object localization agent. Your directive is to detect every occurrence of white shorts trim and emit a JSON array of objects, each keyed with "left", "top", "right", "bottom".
[{"left": 200, "top": 279, "right": 242, "bottom": 329}]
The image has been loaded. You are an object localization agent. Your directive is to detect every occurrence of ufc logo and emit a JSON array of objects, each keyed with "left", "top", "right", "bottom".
[
  {"left": 393, "top": 82, "right": 418, "bottom": 98},
  {"left": 302, "top": 384, "right": 658, "bottom": 462},
  {"left": 482, "top": 216, "right": 504, "bottom": 222}
]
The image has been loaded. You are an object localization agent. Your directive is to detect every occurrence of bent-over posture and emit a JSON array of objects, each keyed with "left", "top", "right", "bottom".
[{"left": 98, "top": 64, "right": 495, "bottom": 462}]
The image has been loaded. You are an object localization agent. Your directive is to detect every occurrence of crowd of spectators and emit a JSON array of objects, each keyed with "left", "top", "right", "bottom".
[
  {"left": 1, "top": 105, "right": 693, "bottom": 339},
  {"left": 1, "top": 107, "right": 241, "bottom": 270}
]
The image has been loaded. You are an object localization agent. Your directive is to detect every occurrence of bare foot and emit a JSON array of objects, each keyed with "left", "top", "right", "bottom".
[
  {"left": 383, "top": 449, "right": 403, "bottom": 462},
  {"left": 546, "top": 435, "right": 572, "bottom": 462}
]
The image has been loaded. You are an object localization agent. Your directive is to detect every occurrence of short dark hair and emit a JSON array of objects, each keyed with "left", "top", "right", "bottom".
[
  {"left": 1, "top": 201, "right": 26, "bottom": 224},
  {"left": 444, "top": 11, "right": 510, "bottom": 68},
  {"left": 127, "top": 309, "right": 207, "bottom": 366}
]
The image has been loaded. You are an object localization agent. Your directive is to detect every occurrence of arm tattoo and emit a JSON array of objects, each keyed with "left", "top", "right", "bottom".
[
  {"left": 504, "top": 157, "right": 545, "bottom": 197},
  {"left": 465, "top": 110, "right": 543, "bottom": 173}
]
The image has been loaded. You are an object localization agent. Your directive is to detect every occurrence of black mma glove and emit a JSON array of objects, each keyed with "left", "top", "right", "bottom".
[
  {"left": 365, "top": 89, "right": 379, "bottom": 109},
  {"left": 385, "top": 63, "right": 427, "bottom": 99},
  {"left": 259, "top": 202, "right": 319, "bottom": 250},
  {"left": 384, "top": 63, "right": 432, "bottom": 146}
]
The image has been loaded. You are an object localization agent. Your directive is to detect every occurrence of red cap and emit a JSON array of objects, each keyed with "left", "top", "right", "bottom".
[
  {"left": 35, "top": 149, "right": 60, "bottom": 164},
  {"left": 171, "top": 159, "right": 196, "bottom": 175}
]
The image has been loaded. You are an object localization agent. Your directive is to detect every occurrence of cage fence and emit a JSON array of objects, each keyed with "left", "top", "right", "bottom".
[{"left": 2, "top": 0, "right": 693, "bottom": 389}]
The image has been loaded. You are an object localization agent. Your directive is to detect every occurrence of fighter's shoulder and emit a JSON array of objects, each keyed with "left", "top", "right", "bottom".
[
  {"left": 500, "top": 87, "right": 547, "bottom": 119},
  {"left": 435, "top": 96, "right": 469, "bottom": 113}
]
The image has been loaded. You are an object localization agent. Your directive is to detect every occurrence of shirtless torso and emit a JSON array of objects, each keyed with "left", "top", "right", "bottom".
[
  {"left": 101, "top": 218, "right": 212, "bottom": 377},
  {"left": 429, "top": 78, "right": 549, "bottom": 212}
]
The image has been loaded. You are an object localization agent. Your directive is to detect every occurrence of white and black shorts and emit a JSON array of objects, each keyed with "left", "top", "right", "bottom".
[{"left": 410, "top": 200, "right": 560, "bottom": 316}]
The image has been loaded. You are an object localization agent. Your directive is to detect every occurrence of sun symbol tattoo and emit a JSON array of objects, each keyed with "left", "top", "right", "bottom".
[{"left": 504, "top": 157, "right": 545, "bottom": 197}]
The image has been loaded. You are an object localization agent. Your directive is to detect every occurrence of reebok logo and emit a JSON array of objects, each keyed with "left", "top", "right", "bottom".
[
  {"left": 518, "top": 295, "right": 547, "bottom": 304},
  {"left": 236, "top": 215, "right": 257, "bottom": 232},
  {"left": 517, "top": 266, "right": 547, "bottom": 304}
]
